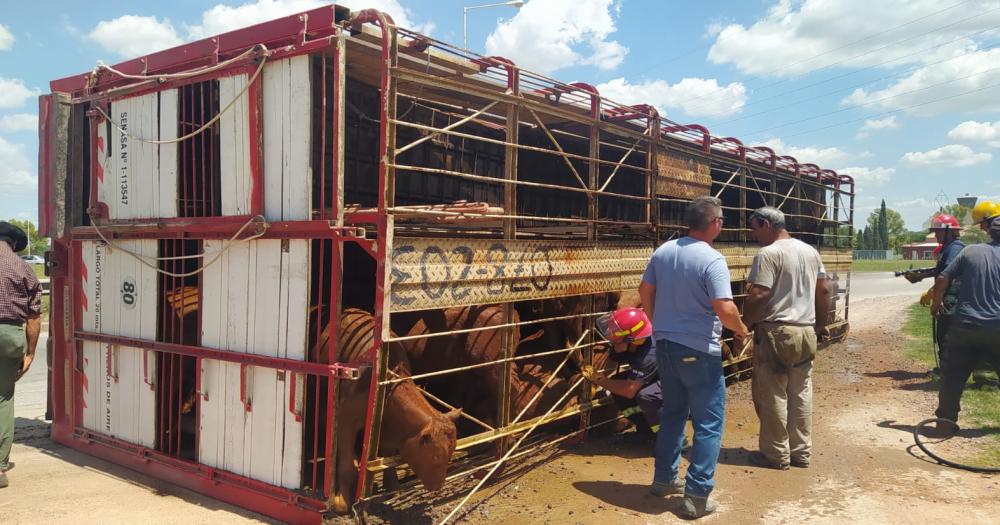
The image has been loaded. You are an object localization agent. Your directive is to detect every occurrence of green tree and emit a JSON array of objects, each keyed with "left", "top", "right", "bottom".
[
  {"left": 867, "top": 204, "right": 904, "bottom": 251},
  {"left": 878, "top": 200, "right": 889, "bottom": 250},
  {"left": 936, "top": 203, "right": 974, "bottom": 225},
  {"left": 863, "top": 226, "right": 874, "bottom": 250},
  {"left": 5, "top": 219, "right": 49, "bottom": 256}
]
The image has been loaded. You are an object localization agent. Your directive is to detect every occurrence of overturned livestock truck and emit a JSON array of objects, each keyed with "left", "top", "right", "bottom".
[{"left": 37, "top": 5, "right": 854, "bottom": 523}]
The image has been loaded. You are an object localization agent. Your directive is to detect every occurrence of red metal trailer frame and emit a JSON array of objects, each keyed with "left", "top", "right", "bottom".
[{"left": 38, "top": 6, "right": 856, "bottom": 524}]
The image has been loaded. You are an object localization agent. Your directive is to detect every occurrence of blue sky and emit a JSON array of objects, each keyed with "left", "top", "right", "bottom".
[{"left": 3, "top": 0, "right": 1000, "bottom": 230}]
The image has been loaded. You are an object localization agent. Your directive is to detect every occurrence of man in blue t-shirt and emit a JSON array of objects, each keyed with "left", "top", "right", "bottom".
[
  {"left": 932, "top": 213, "right": 1000, "bottom": 431},
  {"left": 638, "top": 196, "right": 749, "bottom": 520}
]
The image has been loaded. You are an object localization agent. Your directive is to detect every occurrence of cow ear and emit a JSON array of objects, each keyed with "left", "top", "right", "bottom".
[{"left": 444, "top": 408, "right": 462, "bottom": 422}]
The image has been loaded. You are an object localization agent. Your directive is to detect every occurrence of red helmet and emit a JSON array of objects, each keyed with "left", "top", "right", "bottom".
[
  {"left": 930, "top": 214, "right": 960, "bottom": 230},
  {"left": 597, "top": 307, "right": 653, "bottom": 344}
]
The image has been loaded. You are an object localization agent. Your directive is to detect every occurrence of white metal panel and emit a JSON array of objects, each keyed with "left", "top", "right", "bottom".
[
  {"left": 220, "top": 74, "right": 252, "bottom": 216},
  {"left": 262, "top": 56, "right": 311, "bottom": 221},
  {"left": 78, "top": 240, "right": 157, "bottom": 448},
  {"left": 199, "top": 239, "right": 307, "bottom": 488},
  {"left": 158, "top": 90, "right": 179, "bottom": 217},
  {"left": 102, "top": 92, "right": 179, "bottom": 220}
]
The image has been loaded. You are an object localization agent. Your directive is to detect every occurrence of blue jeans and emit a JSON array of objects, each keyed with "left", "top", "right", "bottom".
[{"left": 653, "top": 339, "right": 726, "bottom": 498}]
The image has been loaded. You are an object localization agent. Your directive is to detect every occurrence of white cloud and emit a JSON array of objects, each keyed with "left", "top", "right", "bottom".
[
  {"left": 841, "top": 48, "right": 1000, "bottom": 115},
  {"left": 0, "top": 136, "right": 35, "bottom": 190},
  {"left": 485, "top": 0, "right": 627, "bottom": 74},
  {"left": 837, "top": 166, "right": 895, "bottom": 186},
  {"left": 758, "top": 138, "right": 854, "bottom": 168},
  {"left": 947, "top": 120, "right": 1000, "bottom": 144},
  {"left": 90, "top": 1, "right": 433, "bottom": 59},
  {"left": 0, "top": 78, "right": 41, "bottom": 109},
  {"left": 597, "top": 77, "right": 747, "bottom": 118},
  {"left": 901, "top": 144, "right": 992, "bottom": 167},
  {"left": 186, "top": 0, "right": 432, "bottom": 40},
  {"left": 0, "top": 24, "right": 13, "bottom": 51},
  {"left": 707, "top": 1, "right": 1000, "bottom": 77},
  {"left": 87, "top": 15, "right": 184, "bottom": 57},
  {"left": 855, "top": 116, "right": 899, "bottom": 138},
  {"left": 0, "top": 113, "right": 38, "bottom": 133}
]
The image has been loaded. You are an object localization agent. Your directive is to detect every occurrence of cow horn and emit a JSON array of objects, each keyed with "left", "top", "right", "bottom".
[
  {"left": 444, "top": 408, "right": 463, "bottom": 421},
  {"left": 519, "top": 328, "right": 545, "bottom": 345}
]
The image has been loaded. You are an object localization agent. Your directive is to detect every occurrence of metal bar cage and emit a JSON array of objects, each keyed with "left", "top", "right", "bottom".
[{"left": 37, "top": 5, "right": 855, "bottom": 524}]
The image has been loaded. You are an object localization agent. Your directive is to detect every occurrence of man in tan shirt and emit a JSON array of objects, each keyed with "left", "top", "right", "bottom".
[{"left": 743, "top": 207, "right": 830, "bottom": 470}]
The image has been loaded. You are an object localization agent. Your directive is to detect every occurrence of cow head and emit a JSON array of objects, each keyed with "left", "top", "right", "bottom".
[{"left": 400, "top": 408, "right": 461, "bottom": 490}]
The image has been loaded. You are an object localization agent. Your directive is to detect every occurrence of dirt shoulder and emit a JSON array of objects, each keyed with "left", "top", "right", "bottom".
[
  {"left": 5, "top": 295, "right": 998, "bottom": 524},
  {"left": 409, "top": 295, "right": 1000, "bottom": 524}
]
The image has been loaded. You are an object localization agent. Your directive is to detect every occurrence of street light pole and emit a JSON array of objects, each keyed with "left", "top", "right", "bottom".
[{"left": 463, "top": 0, "right": 525, "bottom": 51}]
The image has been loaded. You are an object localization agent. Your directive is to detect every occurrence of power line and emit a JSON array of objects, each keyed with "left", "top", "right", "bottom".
[
  {"left": 760, "top": 0, "right": 977, "bottom": 75},
  {"left": 741, "top": 63, "right": 1000, "bottom": 138},
  {"left": 718, "top": 21, "right": 1000, "bottom": 120},
  {"left": 764, "top": 80, "right": 1000, "bottom": 141},
  {"left": 718, "top": 37, "right": 1000, "bottom": 126},
  {"left": 679, "top": 3, "right": 999, "bottom": 114}
]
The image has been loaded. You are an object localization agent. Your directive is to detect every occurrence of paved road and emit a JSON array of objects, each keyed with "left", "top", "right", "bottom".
[
  {"left": 848, "top": 271, "right": 926, "bottom": 303},
  {"left": 14, "top": 332, "right": 47, "bottom": 420}
]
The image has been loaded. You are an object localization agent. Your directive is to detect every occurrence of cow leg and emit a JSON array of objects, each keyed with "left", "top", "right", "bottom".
[
  {"left": 383, "top": 467, "right": 400, "bottom": 491},
  {"left": 331, "top": 399, "right": 364, "bottom": 515}
]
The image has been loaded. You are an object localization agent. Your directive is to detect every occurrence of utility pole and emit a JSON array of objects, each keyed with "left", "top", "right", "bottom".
[{"left": 463, "top": 1, "right": 525, "bottom": 50}]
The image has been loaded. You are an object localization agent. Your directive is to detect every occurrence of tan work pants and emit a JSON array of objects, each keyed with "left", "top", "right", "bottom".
[{"left": 752, "top": 323, "right": 816, "bottom": 466}]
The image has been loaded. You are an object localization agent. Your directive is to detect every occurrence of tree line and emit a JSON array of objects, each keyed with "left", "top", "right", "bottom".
[{"left": 854, "top": 200, "right": 988, "bottom": 252}]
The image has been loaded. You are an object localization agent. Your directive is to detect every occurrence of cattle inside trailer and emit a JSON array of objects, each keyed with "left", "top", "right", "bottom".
[{"left": 37, "top": 5, "right": 854, "bottom": 524}]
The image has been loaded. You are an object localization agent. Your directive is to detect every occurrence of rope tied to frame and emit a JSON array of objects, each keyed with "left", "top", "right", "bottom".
[
  {"left": 89, "top": 44, "right": 271, "bottom": 145},
  {"left": 86, "top": 214, "right": 270, "bottom": 278}
]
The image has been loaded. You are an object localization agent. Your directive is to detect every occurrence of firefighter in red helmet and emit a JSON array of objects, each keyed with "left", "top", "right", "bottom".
[
  {"left": 587, "top": 308, "right": 663, "bottom": 446},
  {"left": 903, "top": 213, "right": 963, "bottom": 374}
]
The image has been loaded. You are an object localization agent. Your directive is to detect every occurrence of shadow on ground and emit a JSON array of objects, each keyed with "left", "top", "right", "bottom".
[
  {"left": 10, "top": 417, "right": 276, "bottom": 521},
  {"left": 877, "top": 419, "right": 1000, "bottom": 439},
  {"left": 572, "top": 480, "right": 681, "bottom": 517}
]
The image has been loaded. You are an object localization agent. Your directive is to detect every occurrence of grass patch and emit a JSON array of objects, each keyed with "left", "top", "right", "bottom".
[
  {"left": 31, "top": 264, "right": 45, "bottom": 279},
  {"left": 852, "top": 259, "right": 931, "bottom": 273},
  {"left": 902, "top": 302, "right": 1000, "bottom": 465}
]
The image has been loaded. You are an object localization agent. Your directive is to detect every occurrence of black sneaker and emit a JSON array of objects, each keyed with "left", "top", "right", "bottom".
[{"left": 790, "top": 457, "right": 810, "bottom": 468}]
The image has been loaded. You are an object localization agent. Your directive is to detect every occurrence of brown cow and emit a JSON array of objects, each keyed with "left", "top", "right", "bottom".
[
  {"left": 394, "top": 305, "right": 519, "bottom": 427},
  {"left": 394, "top": 304, "right": 599, "bottom": 426},
  {"left": 318, "top": 308, "right": 460, "bottom": 514},
  {"left": 513, "top": 292, "right": 621, "bottom": 364}
]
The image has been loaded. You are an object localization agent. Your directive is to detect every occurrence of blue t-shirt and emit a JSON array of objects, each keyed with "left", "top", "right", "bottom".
[
  {"left": 609, "top": 339, "right": 658, "bottom": 384},
  {"left": 934, "top": 239, "right": 964, "bottom": 276},
  {"left": 941, "top": 242, "right": 1000, "bottom": 328},
  {"left": 641, "top": 237, "right": 733, "bottom": 355}
]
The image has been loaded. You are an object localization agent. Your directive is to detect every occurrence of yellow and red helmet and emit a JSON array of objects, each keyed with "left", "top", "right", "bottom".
[{"left": 597, "top": 307, "right": 653, "bottom": 344}]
